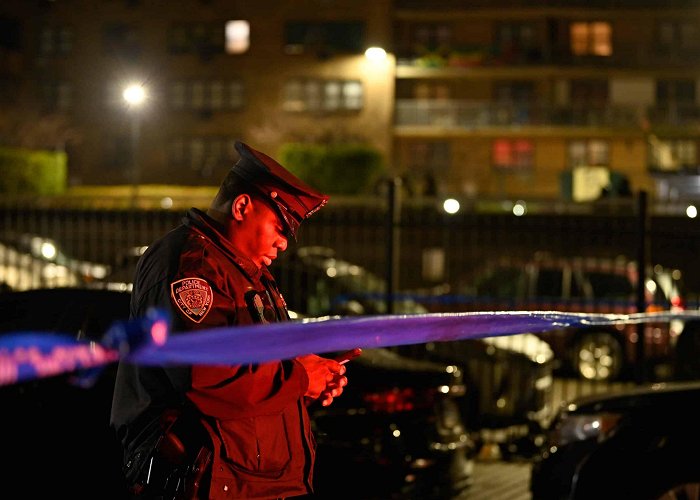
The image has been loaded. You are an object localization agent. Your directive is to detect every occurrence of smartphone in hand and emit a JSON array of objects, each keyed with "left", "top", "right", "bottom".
[{"left": 334, "top": 347, "right": 362, "bottom": 364}]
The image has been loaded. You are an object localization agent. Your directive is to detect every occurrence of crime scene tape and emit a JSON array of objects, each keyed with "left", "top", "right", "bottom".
[{"left": 2, "top": 308, "right": 700, "bottom": 387}]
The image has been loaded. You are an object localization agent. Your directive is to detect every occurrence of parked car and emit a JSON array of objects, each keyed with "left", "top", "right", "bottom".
[
  {"left": 273, "top": 245, "right": 555, "bottom": 458},
  {"left": 440, "top": 253, "right": 686, "bottom": 382},
  {"left": 0, "top": 232, "right": 110, "bottom": 291},
  {"left": 530, "top": 380, "right": 700, "bottom": 499},
  {"left": 0, "top": 287, "right": 473, "bottom": 499},
  {"left": 274, "top": 245, "right": 428, "bottom": 316},
  {"left": 99, "top": 245, "right": 149, "bottom": 291},
  {"left": 311, "top": 346, "right": 473, "bottom": 499}
]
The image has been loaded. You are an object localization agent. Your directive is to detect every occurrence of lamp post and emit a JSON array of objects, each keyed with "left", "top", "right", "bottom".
[{"left": 122, "top": 83, "right": 146, "bottom": 208}]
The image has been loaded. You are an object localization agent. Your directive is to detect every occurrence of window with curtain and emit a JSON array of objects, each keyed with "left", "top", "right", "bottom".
[
  {"left": 568, "top": 139, "right": 609, "bottom": 168},
  {"left": 570, "top": 21, "right": 612, "bottom": 57},
  {"left": 492, "top": 139, "right": 534, "bottom": 170}
]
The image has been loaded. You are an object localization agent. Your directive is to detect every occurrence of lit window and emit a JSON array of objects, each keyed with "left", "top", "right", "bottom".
[
  {"left": 568, "top": 139, "right": 609, "bottom": 168},
  {"left": 283, "top": 79, "right": 363, "bottom": 113},
  {"left": 570, "top": 21, "right": 612, "bottom": 56},
  {"left": 649, "top": 138, "right": 697, "bottom": 171},
  {"left": 225, "top": 20, "right": 249, "bottom": 54},
  {"left": 492, "top": 139, "right": 534, "bottom": 169},
  {"left": 591, "top": 22, "right": 612, "bottom": 56},
  {"left": 324, "top": 81, "right": 341, "bottom": 111},
  {"left": 343, "top": 81, "right": 363, "bottom": 110}
]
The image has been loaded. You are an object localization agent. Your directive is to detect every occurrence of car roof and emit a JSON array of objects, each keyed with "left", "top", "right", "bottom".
[{"left": 564, "top": 380, "right": 700, "bottom": 414}]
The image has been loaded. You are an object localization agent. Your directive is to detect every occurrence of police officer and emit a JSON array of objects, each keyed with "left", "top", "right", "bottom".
[{"left": 110, "top": 141, "right": 347, "bottom": 499}]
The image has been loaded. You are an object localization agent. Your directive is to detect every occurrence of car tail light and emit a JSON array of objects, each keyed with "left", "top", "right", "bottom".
[
  {"left": 671, "top": 295, "right": 685, "bottom": 311},
  {"left": 362, "top": 387, "right": 436, "bottom": 413}
]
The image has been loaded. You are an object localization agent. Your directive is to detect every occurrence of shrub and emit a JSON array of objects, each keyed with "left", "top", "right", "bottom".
[
  {"left": 0, "top": 147, "right": 67, "bottom": 195},
  {"left": 278, "top": 143, "right": 385, "bottom": 195}
]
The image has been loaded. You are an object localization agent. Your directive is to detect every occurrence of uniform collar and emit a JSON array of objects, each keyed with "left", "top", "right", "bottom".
[{"left": 183, "top": 208, "right": 271, "bottom": 280}]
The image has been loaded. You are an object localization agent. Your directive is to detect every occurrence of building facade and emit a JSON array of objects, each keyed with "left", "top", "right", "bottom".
[
  {"left": 392, "top": 0, "right": 700, "bottom": 202},
  {"left": 0, "top": 0, "right": 394, "bottom": 187},
  {"left": 2, "top": 0, "right": 700, "bottom": 202}
]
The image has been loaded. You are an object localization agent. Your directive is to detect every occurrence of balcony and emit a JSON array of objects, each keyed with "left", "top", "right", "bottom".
[
  {"left": 394, "top": 100, "right": 700, "bottom": 130},
  {"left": 395, "top": 0, "right": 700, "bottom": 10},
  {"left": 396, "top": 49, "right": 700, "bottom": 72}
]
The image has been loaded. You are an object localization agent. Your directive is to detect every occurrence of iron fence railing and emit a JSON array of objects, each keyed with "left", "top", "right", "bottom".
[
  {"left": 395, "top": 100, "right": 700, "bottom": 129},
  {"left": 2, "top": 192, "right": 700, "bottom": 302},
  {"left": 1, "top": 190, "right": 699, "bottom": 412}
]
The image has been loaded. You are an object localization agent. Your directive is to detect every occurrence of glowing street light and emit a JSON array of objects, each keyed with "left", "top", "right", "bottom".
[
  {"left": 364, "top": 46, "right": 387, "bottom": 62},
  {"left": 123, "top": 84, "right": 146, "bottom": 106},
  {"left": 123, "top": 83, "right": 147, "bottom": 207},
  {"left": 443, "top": 198, "right": 460, "bottom": 214}
]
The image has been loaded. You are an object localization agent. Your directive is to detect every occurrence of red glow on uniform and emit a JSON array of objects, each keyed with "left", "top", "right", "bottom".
[{"left": 150, "top": 320, "right": 168, "bottom": 345}]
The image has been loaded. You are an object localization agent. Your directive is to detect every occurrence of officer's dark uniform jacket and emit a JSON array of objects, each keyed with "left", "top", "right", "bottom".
[{"left": 111, "top": 207, "right": 315, "bottom": 499}]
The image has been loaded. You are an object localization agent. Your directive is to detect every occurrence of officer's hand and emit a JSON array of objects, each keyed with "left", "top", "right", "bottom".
[{"left": 297, "top": 354, "right": 348, "bottom": 406}]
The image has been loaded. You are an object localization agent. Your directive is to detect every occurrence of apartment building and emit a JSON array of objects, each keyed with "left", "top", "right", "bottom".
[
  {"left": 0, "top": 0, "right": 394, "bottom": 187},
  {"left": 1, "top": 0, "right": 700, "bottom": 203},
  {"left": 392, "top": 0, "right": 700, "bottom": 202}
]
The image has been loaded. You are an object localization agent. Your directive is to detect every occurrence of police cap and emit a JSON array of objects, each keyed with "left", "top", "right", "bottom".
[{"left": 232, "top": 141, "right": 329, "bottom": 239}]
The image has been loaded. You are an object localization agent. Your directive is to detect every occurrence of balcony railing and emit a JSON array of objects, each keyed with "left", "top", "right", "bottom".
[
  {"left": 396, "top": 0, "right": 700, "bottom": 10},
  {"left": 395, "top": 100, "right": 700, "bottom": 129},
  {"left": 395, "top": 41, "right": 700, "bottom": 70}
]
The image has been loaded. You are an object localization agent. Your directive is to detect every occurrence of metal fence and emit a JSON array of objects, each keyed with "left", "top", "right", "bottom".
[{"left": 1, "top": 188, "right": 699, "bottom": 418}]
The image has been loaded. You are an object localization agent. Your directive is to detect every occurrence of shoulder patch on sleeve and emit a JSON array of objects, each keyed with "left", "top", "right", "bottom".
[{"left": 170, "top": 277, "right": 214, "bottom": 323}]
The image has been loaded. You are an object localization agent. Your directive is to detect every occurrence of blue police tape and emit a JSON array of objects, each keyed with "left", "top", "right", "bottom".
[
  {"left": 2, "top": 309, "right": 700, "bottom": 387},
  {"left": 0, "top": 308, "right": 170, "bottom": 387}
]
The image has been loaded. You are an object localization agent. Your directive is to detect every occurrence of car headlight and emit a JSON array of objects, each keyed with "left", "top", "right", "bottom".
[{"left": 549, "top": 412, "right": 622, "bottom": 448}]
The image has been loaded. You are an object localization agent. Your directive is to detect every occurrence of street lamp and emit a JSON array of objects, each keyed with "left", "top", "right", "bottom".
[{"left": 122, "top": 83, "right": 147, "bottom": 207}]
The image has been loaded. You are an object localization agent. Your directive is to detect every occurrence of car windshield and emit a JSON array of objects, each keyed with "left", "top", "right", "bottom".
[
  {"left": 585, "top": 272, "right": 635, "bottom": 300},
  {"left": 314, "top": 257, "right": 386, "bottom": 293},
  {"left": 472, "top": 266, "right": 523, "bottom": 297},
  {"left": 284, "top": 248, "right": 428, "bottom": 316}
]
